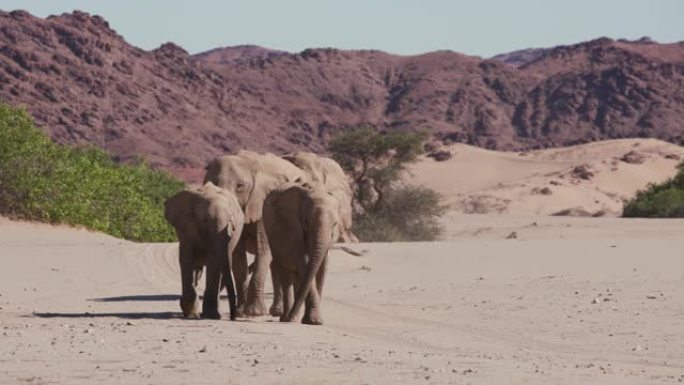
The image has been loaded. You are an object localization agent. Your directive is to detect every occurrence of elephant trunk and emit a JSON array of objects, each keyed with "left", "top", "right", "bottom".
[
  {"left": 223, "top": 224, "right": 241, "bottom": 321},
  {"left": 287, "top": 210, "right": 331, "bottom": 322}
]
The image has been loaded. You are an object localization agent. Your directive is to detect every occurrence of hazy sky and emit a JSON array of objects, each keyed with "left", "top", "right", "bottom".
[{"left": 1, "top": 0, "right": 682, "bottom": 57}]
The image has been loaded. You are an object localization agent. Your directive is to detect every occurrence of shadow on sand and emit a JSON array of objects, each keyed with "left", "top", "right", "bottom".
[
  {"left": 32, "top": 311, "right": 180, "bottom": 320},
  {"left": 88, "top": 294, "right": 232, "bottom": 302},
  {"left": 89, "top": 294, "right": 181, "bottom": 302},
  {"left": 32, "top": 294, "right": 242, "bottom": 320},
  {"left": 32, "top": 312, "right": 261, "bottom": 322}
]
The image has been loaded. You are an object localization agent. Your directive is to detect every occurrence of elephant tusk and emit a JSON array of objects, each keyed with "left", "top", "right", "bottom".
[{"left": 330, "top": 245, "right": 367, "bottom": 257}]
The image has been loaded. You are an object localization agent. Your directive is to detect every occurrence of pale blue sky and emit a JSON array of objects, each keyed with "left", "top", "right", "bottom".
[{"left": 0, "top": 0, "right": 682, "bottom": 57}]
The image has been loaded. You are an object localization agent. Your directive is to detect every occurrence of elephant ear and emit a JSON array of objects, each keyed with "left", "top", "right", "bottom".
[{"left": 164, "top": 192, "right": 186, "bottom": 227}]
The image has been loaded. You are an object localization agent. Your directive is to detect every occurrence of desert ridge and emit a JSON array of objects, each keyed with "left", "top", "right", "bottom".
[{"left": 408, "top": 138, "right": 684, "bottom": 217}]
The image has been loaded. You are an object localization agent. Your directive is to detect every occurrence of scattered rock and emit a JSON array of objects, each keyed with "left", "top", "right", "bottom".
[
  {"left": 570, "top": 164, "right": 594, "bottom": 180},
  {"left": 620, "top": 151, "right": 646, "bottom": 164},
  {"left": 664, "top": 153, "right": 681, "bottom": 160},
  {"left": 198, "top": 346, "right": 207, "bottom": 353},
  {"left": 532, "top": 186, "right": 553, "bottom": 195},
  {"left": 505, "top": 231, "right": 518, "bottom": 239},
  {"left": 429, "top": 150, "right": 452, "bottom": 161},
  {"left": 552, "top": 207, "right": 593, "bottom": 217},
  {"left": 360, "top": 265, "right": 372, "bottom": 272}
]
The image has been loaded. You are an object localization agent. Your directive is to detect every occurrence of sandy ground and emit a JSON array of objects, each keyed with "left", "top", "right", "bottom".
[
  {"left": 408, "top": 139, "right": 684, "bottom": 216},
  {"left": 2, "top": 214, "right": 684, "bottom": 385}
]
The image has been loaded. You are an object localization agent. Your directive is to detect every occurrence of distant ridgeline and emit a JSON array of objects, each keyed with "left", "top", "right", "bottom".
[{"left": 0, "top": 104, "right": 184, "bottom": 242}]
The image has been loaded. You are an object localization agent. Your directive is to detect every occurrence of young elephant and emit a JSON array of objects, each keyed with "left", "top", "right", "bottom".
[
  {"left": 164, "top": 182, "right": 244, "bottom": 320},
  {"left": 262, "top": 184, "right": 341, "bottom": 325}
]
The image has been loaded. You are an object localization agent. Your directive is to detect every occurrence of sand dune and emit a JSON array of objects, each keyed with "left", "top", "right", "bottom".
[
  {"left": 2, "top": 214, "right": 684, "bottom": 384},
  {"left": 408, "top": 139, "right": 684, "bottom": 217}
]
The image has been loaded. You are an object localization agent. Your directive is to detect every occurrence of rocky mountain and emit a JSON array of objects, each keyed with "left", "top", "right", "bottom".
[
  {"left": 490, "top": 47, "right": 550, "bottom": 67},
  {"left": 0, "top": 10, "right": 683, "bottom": 181},
  {"left": 193, "top": 45, "right": 288, "bottom": 65}
]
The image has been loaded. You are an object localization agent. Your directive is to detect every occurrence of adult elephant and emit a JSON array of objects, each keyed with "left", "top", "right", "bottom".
[
  {"left": 281, "top": 152, "right": 357, "bottom": 243},
  {"left": 203, "top": 150, "right": 306, "bottom": 317},
  {"left": 164, "top": 182, "right": 244, "bottom": 320},
  {"left": 263, "top": 183, "right": 341, "bottom": 325}
]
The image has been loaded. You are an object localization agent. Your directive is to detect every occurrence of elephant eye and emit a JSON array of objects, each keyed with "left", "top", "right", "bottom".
[{"left": 235, "top": 182, "right": 246, "bottom": 192}]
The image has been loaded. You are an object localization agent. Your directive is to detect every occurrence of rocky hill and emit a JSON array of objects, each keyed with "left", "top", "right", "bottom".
[{"left": 0, "top": 10, "right": 683, "bottom": 181}]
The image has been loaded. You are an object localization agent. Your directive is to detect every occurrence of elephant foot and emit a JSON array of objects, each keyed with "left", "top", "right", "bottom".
[
  {"left": 183, "top": 311, "right": 200, "bottom": 319},
  {"left": 201, "top": 301, "right": 221, "bottom": 320},
  {"left": 200, "top": 309, "right": 221, "bottom": 320},
  {"left": 180, "top": 297, "right": 200, "bottom": 319},
  {"left": 241, "top": 297, "right": 268, "bottom": 317},
  {"left": 301, "top": 309, "right": 323, "bottom": 326},
  {"left": 269, "top": 303, "right": 283, "bottom": 317}
]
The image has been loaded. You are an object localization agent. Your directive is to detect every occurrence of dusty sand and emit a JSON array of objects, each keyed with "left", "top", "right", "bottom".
[
  {"left": 1, "top": 213, "right": 684, "bottom": 384},
  {"left": 408, "top": 139, "right": 684, "bottom": 216}
]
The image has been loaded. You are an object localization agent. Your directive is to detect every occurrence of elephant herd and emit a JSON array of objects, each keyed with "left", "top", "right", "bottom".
[{"left": 163, "top": 151, "right": 355, "bottom": 325}]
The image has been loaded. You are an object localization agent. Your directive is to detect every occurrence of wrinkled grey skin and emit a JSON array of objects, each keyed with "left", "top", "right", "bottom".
[
  {"left": 281, "top": 152, "right": 356, "bottom": 243},
  {"left": 263, "top": 183, "right": 341, "bottom": 325},
  {"left": 164, "top": 182, "right": 244, "bottom": 320},
  {"left": 203, "top": 150, "right": 306, "bottom": 317}
]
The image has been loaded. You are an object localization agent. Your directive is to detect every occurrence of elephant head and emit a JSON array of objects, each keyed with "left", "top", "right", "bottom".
[
  {"left": 204, "top": 150, "right": 306, "bottom": 224},
  {"left": 281, "top": 152, "right": 356, "bottom": 242}
]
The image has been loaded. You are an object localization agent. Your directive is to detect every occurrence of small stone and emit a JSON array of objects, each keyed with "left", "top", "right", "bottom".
[
  {"left": 506, "top": 231, "right": 518, "bottom": 239},
  {"left": 199, "top": 346, "right": 207, "bottom": 353}
]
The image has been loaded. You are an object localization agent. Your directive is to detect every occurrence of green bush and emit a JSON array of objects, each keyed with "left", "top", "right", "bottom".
[
  {"left": 328, "top": 127, "right": 446, "bottom": 242},
  {"left": 353, "top": 186, "right": 446, "bottom": 242},
  {"left": 0, "top": 105, "right": 184, "bottom": 241},
  {"left": 623, "top": 162, "right": 684, "bottom": 218}
]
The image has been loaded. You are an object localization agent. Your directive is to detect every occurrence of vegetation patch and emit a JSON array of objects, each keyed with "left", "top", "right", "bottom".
[
  {"left": 623, "top": 162, "right": 684, "bottom": 218},
  {"left": 329, "top": 126, "right": 446, "bottom": 242},
  {"left": 0, "top": 105, "right": 183, "bottom": 241}
]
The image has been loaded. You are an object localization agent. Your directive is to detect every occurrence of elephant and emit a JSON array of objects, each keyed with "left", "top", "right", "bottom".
[
  {"left": 164, "top": 181, "right": 244, "bottom": 320},
  {"left": 262, "top": 183, "right": 341, "bottom": 325},
  {"left": 281, "top": 152, "right": 357, "bottom": 243},
  {"left": 203, "top": 150, "right": 306, "bottom": 317}
]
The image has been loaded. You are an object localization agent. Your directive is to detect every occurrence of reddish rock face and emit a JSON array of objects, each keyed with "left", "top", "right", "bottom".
[{"left": 1, "top": 10, "right": 683, "bottom": 182}]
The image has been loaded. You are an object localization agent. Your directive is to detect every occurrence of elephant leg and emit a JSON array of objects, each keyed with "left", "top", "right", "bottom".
[
  {"left": 222, "top": 233, "right": 238, "bottom": 321},
  {"left": 243, "top": 221, "right": 271, "bottom": 316},
  {"left": 302, "top": 255, "right": 326, "bottom": 326},
  {"left": 301, "top": 281, "right": 324, "bottom": 326},
  {"left": 316, "top": 254, "right": 327, "bottom": 297},
  {"left": 232, "top": 237, "right": 249, "bottom": 316},
  {"left": 179, "top": 242, "right": 200, "bottom": 318},
  {"left": 269, "top": 261, "right": 284, "bottom": 317},
  {"left": 279, "top": 269, "right": 295, "bottom": 323},
  {"left": 201, "top": 241, "right": 223, "bottom": 320},
  {"left": 193, "top": 265, "right": 203, "bottom": 288}
]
